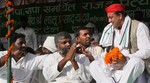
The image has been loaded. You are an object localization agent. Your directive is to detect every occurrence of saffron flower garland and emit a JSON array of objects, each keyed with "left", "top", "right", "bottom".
[
  {"left": 5, "top": 0, "right": 15, "bottom": 82},
  {"left": 104, "top": 47, "right": 123, "bottom": 64}
]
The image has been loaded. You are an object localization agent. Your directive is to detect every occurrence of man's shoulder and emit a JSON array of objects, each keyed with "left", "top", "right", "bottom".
[
  {"left": 25, "top": 27, "right": 34, "bottom": 31},
  {"left": 47, "top": 52, "right": 61, "bottom": 59},
  {"left": 87, "top": 45, "right": 103, "bottom": 50},
  {"left": 103, "top": 23, "right": 113, "bottom": 32},
  {"left": 0, "top": 51, "right": 7, "bottom": 57}
]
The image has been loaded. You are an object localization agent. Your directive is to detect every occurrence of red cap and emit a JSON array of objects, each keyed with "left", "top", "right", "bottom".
[{"left": 105, "top": 4, "right": 125, "bottom": 13}]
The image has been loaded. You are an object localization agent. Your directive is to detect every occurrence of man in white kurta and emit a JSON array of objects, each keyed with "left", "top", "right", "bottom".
[
  {"left": 43, "top": 52, "right": 91, "bottom": 83},
  {"left": 0, "top": 51, "right": 7, "bottom": 83},
  {"left": 74, "top": 27, "right": 103, "bottom": 60},
  {"left": 15, "top": 16, "right": 37, "bottom": 50},
  {"left": 0, "top": 33, "right": 47, "bottom": 83},
  {"left": 31, "top": 36, "right": 57, "bottom": 83},
  {"left": 89, "top": 3, "right": 150, "bottom": 83},
  {"left": 0, "top": 51, "right": 47, "bottom": 83},
  {"left": 43, "top": 32, "right": 92, "bottom": 83},
  {"left": 15, "top": 27, "right": 37, "bottom": 50},
  {"left": 86, "top": 45, "right": 103, "bottom": 60}
]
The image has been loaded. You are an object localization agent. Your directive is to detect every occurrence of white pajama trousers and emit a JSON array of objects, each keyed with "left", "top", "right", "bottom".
[{"left": 89, "top": 57, "right": 144, "bottom": 83}]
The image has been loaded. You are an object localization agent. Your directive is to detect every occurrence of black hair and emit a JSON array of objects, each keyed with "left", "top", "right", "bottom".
[
  {"left": 74, "top": 27, "right": 90, "bottom": 37},
  {"left": 35, "top": 47, "right": 44, "bottom": 55},
  {"left": 20, "top": 16, "right": 28, "bottom": 22},
  {"left": 114, "top": 11, "right": 126, "bottom": 17},
  {"left": 13, "top": 33, "right": 25, "bottom": 43}
]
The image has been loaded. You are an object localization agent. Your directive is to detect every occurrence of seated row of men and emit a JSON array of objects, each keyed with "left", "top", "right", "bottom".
[
  {"left": 0, "top": 26, "right": 148, "bottom": 83},
  {"left": 0, "top": 27, "right": 103, "bottom": 83}
]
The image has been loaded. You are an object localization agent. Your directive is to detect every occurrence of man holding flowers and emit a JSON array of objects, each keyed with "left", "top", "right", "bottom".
[{"left": 89, "top": 3, "right": 150, "bottom": 83}]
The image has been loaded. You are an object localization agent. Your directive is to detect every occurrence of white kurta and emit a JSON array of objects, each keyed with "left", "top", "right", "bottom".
[
  {"left": 0, "top": 51, "right": 47, "bottom": 83},
  {"left": 90, "top": 21, "right": 150, "bottom": 83},
  {"left": 43, "top": 52, "right": 92, "bottom": 83},
  {"left": 92, "top": 33, "right": 101, "bottom": 43},
  {"left": 86, "top": 45, "right": 103, "bottom": 59},
  {"left": 0, "top": 51, "right": 7, "bottom": 83},
  {"left": 15, "top": 27, "right": 38, "bottom": 50}
]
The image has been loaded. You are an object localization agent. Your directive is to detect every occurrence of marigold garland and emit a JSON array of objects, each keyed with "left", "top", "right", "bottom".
[
  {"left": 5, "top": 19, "right": 15, "bottom": 28},
  {"left": 4, "top": 43, "right": 14, "bottom": 83},
  {"left": 104, "top": 47, "right": 123, "bottom": 64},
  {"left": 5, "top": 0, "right": 15, "bottom": 83},
  {"left": 5, "top": 43, "right": 14, "bottom": 66}
]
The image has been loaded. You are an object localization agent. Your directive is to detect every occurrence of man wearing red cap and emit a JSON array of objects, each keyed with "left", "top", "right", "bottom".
[{"left": 89, "top": 3, "right": 150, "bottom": 83}]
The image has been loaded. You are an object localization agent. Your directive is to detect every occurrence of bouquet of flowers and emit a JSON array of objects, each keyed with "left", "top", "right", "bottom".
[{"left": 104, "top": 47, "right": 123, "bottom": 64}]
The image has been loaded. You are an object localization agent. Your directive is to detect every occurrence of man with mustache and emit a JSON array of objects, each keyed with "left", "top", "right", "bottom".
[
  {"left": 43, "top": 32, "right": 92, "bottom": 83},
  {"left": 0, "top": 33, "right": 47, "bottom": 83},
  {"left": 89, "top": 3, "right": 150, "bottom": 83},
  {"left": 74, "top": 27, "right": 103, "bottom": 83},
  {"left": 75, "top": 27, "right": 103, "bottom": 60}
]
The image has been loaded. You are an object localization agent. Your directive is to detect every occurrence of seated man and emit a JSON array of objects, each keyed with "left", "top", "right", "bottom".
[
  {"left": 43, "top": 32, "right": 92, "bottom": 83},
  {"left": 75, "top": 27, "right": 103, "bottom": 60},
  {"left": 31, "top": 36, "right": 57, "bottom": 83},
  {"left": 0, "top": 33, "right": 47, "bottom": 83},
  {"left": 42, "top": 36, "right": 57, "bottom": 54},
  {"left": 89, "top": 3, "right": 150, "bottom": 83}
]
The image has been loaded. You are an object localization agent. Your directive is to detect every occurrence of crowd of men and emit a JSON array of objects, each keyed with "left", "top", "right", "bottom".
[{"left": 0, "top": 3, "right": 150, "bottom": 83}]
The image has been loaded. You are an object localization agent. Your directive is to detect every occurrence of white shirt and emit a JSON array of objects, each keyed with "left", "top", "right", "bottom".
[
  {"left": 0, "top": 51, "right": 47, "bottom": 83},
  {"left": 114, "top": 22, "right": 150, "bottom": 59},
  {"left": 86, "top": 45, "right": 103, "bottom": 59},
  {"left": 92, "top": 32, "right": 101, "bottom": 43},
  {"left": 90, "top": 20, "right": 150, "bottom": 83},
  {"left": 15, "top": 27, "right": 38, "bottom": 50},
  {"left": 0, "top": 51, "right": 7, "bottom": 83},
  {"left": 43, "top": 52, "right": 92, "bottom": 83}
]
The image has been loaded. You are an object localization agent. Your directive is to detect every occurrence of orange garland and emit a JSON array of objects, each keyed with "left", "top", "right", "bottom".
[
  {"left": 104, "top": 47, "right": 123, "bottom": 64},
  {"left": 4, "top": 41, "right": 14, "bottom": 83},
  {"left": 5, "top": 43, "right": 14, "bottom": 66},
  {"left": 5, "top": 0, "right": 15, "bottom": 83},
  {"left": 5, "top": 19, "right": 15, "bottom": 27},
  {"left": 5, "top": 0, "right": 15, "bottom": 40}
]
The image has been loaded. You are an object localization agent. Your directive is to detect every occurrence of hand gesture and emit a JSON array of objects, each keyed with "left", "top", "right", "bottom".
[{"left": 65, "top": 43, "right": 77, "bottom": 61}]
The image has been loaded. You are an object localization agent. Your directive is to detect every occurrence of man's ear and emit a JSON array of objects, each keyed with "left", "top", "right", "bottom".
[
  {"left": 119, "top": 13, "right": 123, "bottom": 19},
  {"left": 56, "top": 43, "right": 59, "bottom": 49},
  {"left": 75, "top": 37, "right": 80, "bottom": 43}
]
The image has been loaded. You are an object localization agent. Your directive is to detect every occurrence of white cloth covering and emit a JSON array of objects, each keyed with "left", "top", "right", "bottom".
[
  {"left": 0, "top": 51, "right": 7, "bottom": 83},
  {"left": 31, "top": 36, "right": 57, "bottom": 83},
  {"left": 100, "top": 16, "right": 150, "bottom": 59},
  {"left": 100, "top": 16, "right": 131, "bottom": 48},
  {"left": 15, "top": 27, "right": 38, "bottom": 50},
  {"left": 43, "top": 36, "right": 57, "bottom": 52},
  {"left": 0, "top": 51, "right": 47, "bottom": 83},
  {"left": 30, "top": 70, "right": 48, "bottom": 83},
  {"left": 43, "top": 52, "right": 92, "bottom": 83}
]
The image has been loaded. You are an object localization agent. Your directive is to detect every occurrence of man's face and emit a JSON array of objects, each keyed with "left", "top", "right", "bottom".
[
  {"left": 42, "top": 47, "right": 52, "bottom": 54},
  {"left": 14, "top": 38, "right": 26, "bottom": 48},
  {"left": 77, "top": 29, "right": 92, "bottom": 47},
  {"left": 57, "top": 38, "right": 72, "bottom": 55},
  {"left": 13, "top": 38, "right": 27, "bottom": 56},
  {"left": 107, "top": 12, "right": 122, "bottom": 29}
]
